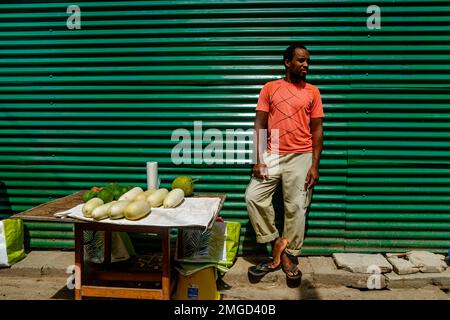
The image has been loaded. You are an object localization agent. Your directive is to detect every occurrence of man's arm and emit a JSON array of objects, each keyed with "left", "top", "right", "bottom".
[
  {"left": 305, "top": 117, "right": 323, "bottom": 190},
  {"left": 253, "top": 110, "right": 269, "bottom": 179}
]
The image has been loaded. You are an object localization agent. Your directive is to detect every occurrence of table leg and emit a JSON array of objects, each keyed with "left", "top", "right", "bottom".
[
  {"left": 74, "top": 224, "right": 84, "bottom": 300},
  {"left": 161, "top": 229, "right": 171, "bottom": 300},
  {"left": 177, "top": 228, "right": 184, "bottom": 260},
  {"left": 103, "top": 230, "right": 112, "bottom": 265}
]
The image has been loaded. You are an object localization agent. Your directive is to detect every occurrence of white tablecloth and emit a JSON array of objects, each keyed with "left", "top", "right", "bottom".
[{"left": 61, "top": 197, "right": 222, "bottom": 229}]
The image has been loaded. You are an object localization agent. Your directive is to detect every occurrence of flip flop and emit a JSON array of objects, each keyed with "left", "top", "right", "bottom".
[
  {"left": 248, "top": 262, "right": 281, "bottom": 277},
  {"left": 282, "top": 263, "right": 302, "bottom": 281}
]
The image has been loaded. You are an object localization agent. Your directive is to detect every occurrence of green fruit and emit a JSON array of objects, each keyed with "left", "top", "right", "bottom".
[
  {"left": 112, "top": 188, "right": 123, "bottom": 200},
  {"left": 103, "top": 182, "right": 121, "bottom": 200},
  {"left": 82, "top": 190, "right": 98, "bottom": 202},
  {"left": 171, "top": 176, "right": 195, "bottom": 197},
  {"left": 119, "top": 186, "right": 129, "bottom": 196},
  {"left": 97, "top": 189, "right": 114, "bottom": 203},
  {"left": 104, "top": 182, "right": 118, "bottom": 191}
]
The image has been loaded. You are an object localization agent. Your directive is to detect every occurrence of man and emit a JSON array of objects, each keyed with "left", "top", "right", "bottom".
[{"left": 245, "top": 43, "right": 324, "bottom": 281}]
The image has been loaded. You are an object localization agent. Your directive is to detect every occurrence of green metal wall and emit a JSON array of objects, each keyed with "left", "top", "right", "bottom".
[{"left": 1, "top": 0, "right": 449, "bottom": 255}]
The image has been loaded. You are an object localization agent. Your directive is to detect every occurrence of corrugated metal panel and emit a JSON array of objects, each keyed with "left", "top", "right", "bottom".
[
  {"left": 344, "top": 0, "right": 450, "bottom": 255},
  {"left": 0, "top": 0, "right": 449, "bottom": 255}
]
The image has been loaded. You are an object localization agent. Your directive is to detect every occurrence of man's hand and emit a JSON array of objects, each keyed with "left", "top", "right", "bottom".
[
  {"left": 253, "top": 163, "right": 269, "bottom": 180},
  {"left": 304, "top": 165, "right": 319, "bottom": 190}
]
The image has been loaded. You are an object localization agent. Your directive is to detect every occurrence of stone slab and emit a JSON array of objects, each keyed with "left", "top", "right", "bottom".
[
  {"left": 386, "top": 268, "right": 450, "bottom": 289},
  {"left": 406, "top": 251, "right": 447, "bottom": 273},
  {"left": 309, "top": 256, "right": 387, "bottom": 289},
  {"left": 332, "top": 253, "right": 393, "bottom": 274},
  {"left": 386, "top": 256, "right": 420, "bottom": 275}
]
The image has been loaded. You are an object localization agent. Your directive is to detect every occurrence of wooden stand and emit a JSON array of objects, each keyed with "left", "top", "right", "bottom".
[
  {"left": 11, "top": 191, "right": 226, "bottom": 300},
  {"left": 74, "top": 223, "right": 172, "bottom": 300}
]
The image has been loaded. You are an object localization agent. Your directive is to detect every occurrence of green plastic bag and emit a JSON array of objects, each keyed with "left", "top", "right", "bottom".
[
  {"left": 0, "top": 218, "right": 26, "bottom": 267},
  {"left": 83, "top": 231, "right": 136, "bottom": 264},
  {"left": 223, "top": 221, "right": 240, "bottom": 268},
  {"left": 175, "top": 221, "right": 241, "bottom": 275}
]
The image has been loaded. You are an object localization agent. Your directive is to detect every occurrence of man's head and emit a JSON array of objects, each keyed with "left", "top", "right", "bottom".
[{"left": 283, "top": 43, "right": 310, "bottom": 81}]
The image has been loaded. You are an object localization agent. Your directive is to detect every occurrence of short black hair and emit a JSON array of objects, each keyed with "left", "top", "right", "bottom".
[{"left": 283, "top": 43, "right": 309, "bottom": 67}]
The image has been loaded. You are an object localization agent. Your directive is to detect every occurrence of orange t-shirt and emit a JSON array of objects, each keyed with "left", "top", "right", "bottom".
[{"left": 256, "top": 79, "right": 324, "bottom": 154}]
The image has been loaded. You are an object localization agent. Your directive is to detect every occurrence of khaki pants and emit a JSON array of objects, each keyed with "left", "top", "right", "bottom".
[{"left": 245, "top": 152, "right": 313, "bottom": 256}]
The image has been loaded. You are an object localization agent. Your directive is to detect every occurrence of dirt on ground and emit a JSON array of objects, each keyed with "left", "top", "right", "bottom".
[{"left": 0, "top": 275, "right": 448, "bottom": 300}]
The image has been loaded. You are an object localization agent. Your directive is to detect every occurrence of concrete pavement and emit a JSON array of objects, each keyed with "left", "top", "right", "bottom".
[{"left": 0, "top": 251, "right": 449, "bottom": 300}]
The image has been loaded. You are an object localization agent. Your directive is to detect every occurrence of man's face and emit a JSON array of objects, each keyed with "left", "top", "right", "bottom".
[{"left": 285, "top": 48, "right": 310, "bottom": 80}]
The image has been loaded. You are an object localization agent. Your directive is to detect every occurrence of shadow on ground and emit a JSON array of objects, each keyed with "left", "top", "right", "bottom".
[{"left": 51, "top": 285, "right": 74, "bottom": 300}]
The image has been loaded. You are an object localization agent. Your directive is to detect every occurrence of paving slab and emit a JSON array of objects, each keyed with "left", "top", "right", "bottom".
[
  {"left": 309, "top": 256, "right": 387, "bottom": 289},
  {"left": 386, "top": 256, "right": 420, "bottom": 275},
  {"left": 386, "top": 268, "right": 450, "bottom": 289},
  {"left": 406, "top": 251, "right": 448, "bottom": 273},
  {"left": 332, "top": 253, "right": 393, "bottom": 273}
]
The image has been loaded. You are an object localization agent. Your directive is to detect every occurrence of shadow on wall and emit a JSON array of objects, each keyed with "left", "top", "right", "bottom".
[{"left": 0, "top": 181, "right": 13, "bottom": 219}]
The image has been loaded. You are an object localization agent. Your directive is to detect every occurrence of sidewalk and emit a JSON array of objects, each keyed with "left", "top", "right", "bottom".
[{"left": 0, "top": 251, "right": 449, "bottom": 300}]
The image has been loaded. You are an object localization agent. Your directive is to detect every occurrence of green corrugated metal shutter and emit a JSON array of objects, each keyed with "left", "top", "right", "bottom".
[{"left": 0, "top": 0, "right": 449, "bottom": 255}]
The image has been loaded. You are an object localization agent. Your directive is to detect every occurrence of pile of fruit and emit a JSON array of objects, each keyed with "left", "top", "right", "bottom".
[
  {"left": 82, "top": 183, "right": 134, "bottom": 203},
  {"left": 81, "top": 176, "right": 196, "bottom": 222}
]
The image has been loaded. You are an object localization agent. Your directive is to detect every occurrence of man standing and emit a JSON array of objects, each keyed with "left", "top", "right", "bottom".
[{"left": 246, "top": 44, "right": 324, "bottom": 281}]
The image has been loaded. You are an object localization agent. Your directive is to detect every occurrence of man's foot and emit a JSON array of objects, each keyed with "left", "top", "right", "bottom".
[
  {"left": 268, "top": 237, "right": 289, "bottom": 269},
  {"left": 248, "top": 237, "right": 288, "bottom": 277},
  {"left": 281, "top": 252, "right": 302, "bottom": 280}
]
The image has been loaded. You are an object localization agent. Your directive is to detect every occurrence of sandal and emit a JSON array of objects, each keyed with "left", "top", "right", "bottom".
[
  {"left": 248, "top": 262, "right": 281, "bottom": 277},
  {"left": 282, "top": 263, "right": 302, "bottom": 280}
]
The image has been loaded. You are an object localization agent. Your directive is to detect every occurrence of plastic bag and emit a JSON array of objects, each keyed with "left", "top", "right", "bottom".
[
  {"left": 83, "top": 231, "right": 135, "bottom": 263},
  {"left": 176, "top": 220, "right": 241, "bottom": 275},
  {"left": 0, "top": 218, "right": 26, "bottom": 267}
]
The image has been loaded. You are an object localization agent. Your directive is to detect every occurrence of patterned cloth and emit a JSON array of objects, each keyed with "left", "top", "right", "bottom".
[{"left": 256, "top": 78, "right": 324, "bottom": 154}]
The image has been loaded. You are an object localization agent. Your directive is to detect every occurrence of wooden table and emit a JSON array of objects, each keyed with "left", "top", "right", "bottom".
[{"left": 12, "top": 191, "right": 226, "bottom": 300}]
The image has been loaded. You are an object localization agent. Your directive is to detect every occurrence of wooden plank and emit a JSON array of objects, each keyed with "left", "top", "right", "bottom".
[
  {"left": 176, "top": 228, "right": 184, "bottom": 259},
  {"left": 79, "top": 223, "right": 167, "bottom": 234},
  {"left": 11, "top": 191, "right": 84, "bottom": 223},
  {"left": 81, "top": 286, "right": 162, "bottom": 300},
  {"left": 161, "top": 229, "right": 171, "bottom": 300},
  {"left": 90, "top": 271, "right": 161, "bottom": 282},
  {"left": 103, "top": 230, "right": 111, "bottom": 265},
  {"left": 74, "top": 224, "right": 84, "bottom": 300}
]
